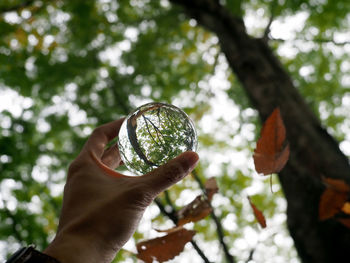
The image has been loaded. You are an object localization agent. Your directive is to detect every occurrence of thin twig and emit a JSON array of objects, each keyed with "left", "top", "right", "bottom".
[
  {"left": 208, "top": 45, "right": 221, "bottom": 96},
  {"left": 142, "top": 115, "right": 162, "bottom": 147},
  {"left": 245, "top": 248, "right": 255, "bottom": 263},
  {"left": 270, "top": 37, "right": 350, "bottom": 46},
  {"left": 263, "top": 0, "right": 278, "bottom": 41},
  {"left": 312, "top": 38, "right": 350, "bottom": 45},
  {"left": 192, "top": 170, "right": 236, "bottom": 263},
  {"left": 143, "top": 115, "right": 165, "bottom": 144},
  {"left": 154, "top": 197, "right": 178, "bottom": 223},
  {"left": 1, "top": 198, "right": 23, "bottom": 243},
  {"left": 164, "top": 190, "right": 174, "bottom": 211},
  {"left": 154, "top": 197, "right": 212, "bottom": 263}
]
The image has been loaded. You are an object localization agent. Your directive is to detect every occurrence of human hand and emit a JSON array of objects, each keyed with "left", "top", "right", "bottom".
[{"left": 43, "top": 118, "right": 199, "bottom": 263}]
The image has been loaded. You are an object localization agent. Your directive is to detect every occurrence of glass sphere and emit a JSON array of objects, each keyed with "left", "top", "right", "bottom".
[{"left": 118, "top": 102, "right": 198, "bottom": 175}]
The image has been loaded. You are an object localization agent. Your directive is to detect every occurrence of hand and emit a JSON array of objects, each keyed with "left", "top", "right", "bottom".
[{"left": 44, "top": 118, "right": 199, "bottom": 263}]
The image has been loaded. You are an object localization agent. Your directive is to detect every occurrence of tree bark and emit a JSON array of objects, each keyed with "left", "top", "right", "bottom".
[{"left": 169, "top": 1, "right": 350, "bottom": 262}]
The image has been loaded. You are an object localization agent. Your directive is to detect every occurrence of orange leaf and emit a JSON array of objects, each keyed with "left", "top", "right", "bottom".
[
  {"left": 204, "top": 177, "right": 218, "bottom": 201},
  {"left": 136, "top": 228, "right": 195, "bottom": 263},
  {"left": 342, "top": 202, "right": 350, "bottom": 214},
  {"left": 337, "top": 218, "right": 350, "bottom": 228},
  {"left": 253, "top": 108, "right": 290, "bottom": 175},
  {"left": 248, "top": 196, "right": 267, "bottom": 228},
  {"left": 319, "top": 189, "right": 348, "bottom": 220},
  {"left": 176, "top": 195, "right": 212, "bottom": 226}
]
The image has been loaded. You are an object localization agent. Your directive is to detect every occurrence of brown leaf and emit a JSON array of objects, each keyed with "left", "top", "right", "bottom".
[
  {"left": 319, "top": 178, "right": 350, "bottom": 220},
  {"left": 204, "top": 177, "right": 218, "bottom": 201},
  {"left": 323, "top": 177, "right": 350, "bottom": 192},
  {"left": 319, "top": 189, "right": 349, "bottom": 220},
  {"left": 176, "top": 195, "right": 212, "bottom": 226},
  {"left": 248, "top": 196, "right": 267, "bottom": 228},
  {"left": 136, "top": 228, "right": 195, "bottom": 263},
  {"left": 253, "top": 108, "right": 290, "bottom": 175},
  {"left": 175, "top": 178, "right": 218, "bottom": 226},
  {"left": 337, "top": 218, "right": 350, "bottom": 228}
]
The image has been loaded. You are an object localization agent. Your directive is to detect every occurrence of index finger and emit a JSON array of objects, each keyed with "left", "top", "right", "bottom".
[{"left": 84, "top": 118, "right": 125, "bottom": 158}]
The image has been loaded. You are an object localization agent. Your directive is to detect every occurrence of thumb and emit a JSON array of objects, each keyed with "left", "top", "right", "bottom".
[{"left": 141, "top": 151, "right": 199, "bottom": 196}]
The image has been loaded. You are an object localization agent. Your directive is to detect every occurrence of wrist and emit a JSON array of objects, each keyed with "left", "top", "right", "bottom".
[{"left": 44, "top": 230, "right": 120, "bottom": 263}]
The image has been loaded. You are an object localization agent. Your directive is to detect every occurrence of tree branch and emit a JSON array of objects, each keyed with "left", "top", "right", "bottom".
[
  {"left": 154, "top": 197, "right": 178, "bottom": 223},
  {"left": 192, "top": 170, "right": 236, "bottom": 263},
  {"left": 154, "top": 197, "right": 212, "bottom": 263},
  {"left": 0, "top": 0, "right": 36, "bottom": 14},
  {"left": 270, "top": 36, "right": 350, "bottom": 46}
]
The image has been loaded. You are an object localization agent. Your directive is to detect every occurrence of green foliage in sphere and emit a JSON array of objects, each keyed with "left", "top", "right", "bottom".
[{"left": 118, "top": 102, "right": 198, "bottom": 175}]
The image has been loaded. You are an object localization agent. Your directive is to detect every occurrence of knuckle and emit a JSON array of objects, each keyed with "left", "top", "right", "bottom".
[
  {"left": 68, "top": 160, "right": 83, "bottom": 175},
  {"left": 162, "top": 162, "right": 186, "bottom": 183},
  {"left": 67, "top": 158, "right": 91, "bottom": 179}
]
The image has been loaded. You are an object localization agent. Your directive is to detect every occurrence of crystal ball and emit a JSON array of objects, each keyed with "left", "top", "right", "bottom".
[{"left": 118, "top": 102, "right": 198, "bottom": 175}]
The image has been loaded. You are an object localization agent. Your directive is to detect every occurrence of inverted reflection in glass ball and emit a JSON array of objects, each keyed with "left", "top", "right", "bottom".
[{"left": 118, "top": 102, "right": 198, "bottom": 175}]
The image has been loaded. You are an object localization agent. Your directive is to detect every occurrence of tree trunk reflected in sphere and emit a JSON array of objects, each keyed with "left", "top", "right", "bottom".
[{"left": 118, "top": 102, "right": 198, "bottom": 175}]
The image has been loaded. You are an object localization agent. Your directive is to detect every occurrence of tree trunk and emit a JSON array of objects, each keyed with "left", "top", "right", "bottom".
[{"left": 170, "top": 1, "right": 350, "bottom": 262}]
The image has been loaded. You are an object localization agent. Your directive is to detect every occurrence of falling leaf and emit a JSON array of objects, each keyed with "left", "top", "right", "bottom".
[
  {"left": 248, "top": 196, "right": 267, "bottom": 228},
  {"left": 176, "top": 195, "right": 212, "bottom": 226},
  {"left": 204, "top": 177, "right": 218, "bottom": 201},
  {"left": 337, "top": 218, "right": 350, "bottom": 228},
  {"left": 253, "top": 108, "right": 290, "bottom": 175},
  {"left": 153, "top": 226, "right": 184, "bottom": 234},
  {"left": 136, "top": 228, "right": 195, "bottom": 263},
  {"left": 319, "top": 178, "right": 350, "bottom": 220},
  {"left": 175, "top": 177, "right": 218, "bottom": 226},
  {"left": 323, "top": 177, "right": 350, "bottom": 192},
  {"left": 342, "top": 202, "right": 350, "bottom": 214},
  {"left": 319, "top": 189, "right": 348, "bottom": 220}
]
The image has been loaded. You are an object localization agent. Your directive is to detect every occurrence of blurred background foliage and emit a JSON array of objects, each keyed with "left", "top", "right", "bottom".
[{"left": 0, "top": 0, "right": 349, "bottom": 262}]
